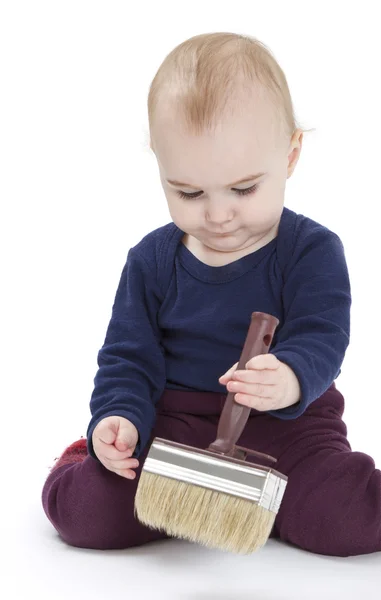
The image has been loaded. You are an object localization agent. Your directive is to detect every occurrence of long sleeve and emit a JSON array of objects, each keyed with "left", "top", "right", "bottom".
[
  {"left": 86, "top": 248, "right": 166, "bottom": 459},
  {"left": 268, "top": 225, "right": 351, "bottom": 419}
]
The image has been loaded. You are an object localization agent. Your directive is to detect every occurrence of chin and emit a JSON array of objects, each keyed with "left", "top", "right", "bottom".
[{"left": 204, "top": 234, "right": 245, "bottom": 252}]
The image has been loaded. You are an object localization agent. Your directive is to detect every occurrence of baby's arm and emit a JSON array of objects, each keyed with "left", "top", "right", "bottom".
[
  {"left": 86, "top": 248, "right": 166, "bottom": 459},
  {"left": 268, "top": 224, "right": 351, "bottom": 419}
]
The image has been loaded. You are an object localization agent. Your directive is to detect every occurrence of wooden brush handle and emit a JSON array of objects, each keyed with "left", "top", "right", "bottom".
[{"left": 208, "top": 312, "right": 279, "bottom": 456}]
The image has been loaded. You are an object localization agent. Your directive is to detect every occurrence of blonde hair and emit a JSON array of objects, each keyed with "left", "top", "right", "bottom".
[{"left": 148, "top": 32, "right": 313, "bottom": 146}]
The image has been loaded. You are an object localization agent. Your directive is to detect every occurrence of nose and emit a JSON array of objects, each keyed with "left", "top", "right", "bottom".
[{"left": 205, "top": 199, "right": 234, "bottom": 228}]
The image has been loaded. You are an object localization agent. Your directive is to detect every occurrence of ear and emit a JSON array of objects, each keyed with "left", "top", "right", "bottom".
[{"left": 287, "top": 129, "right": 303, "bottom": 178}]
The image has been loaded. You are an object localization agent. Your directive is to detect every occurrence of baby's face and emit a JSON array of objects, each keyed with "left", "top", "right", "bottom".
[{"left": 151, "top": 92, "right": 300, "bottom": 254}]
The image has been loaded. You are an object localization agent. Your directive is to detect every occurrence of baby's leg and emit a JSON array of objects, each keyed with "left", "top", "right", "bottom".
[
  {"left": 42, "top": 389, "right": 221, "bottom": 550},
  {"left": 42, "top": 438, "right": 167, "bottom": 550},
  {"left": 246, "top": 384, "right": 381, "bottom": 557}
]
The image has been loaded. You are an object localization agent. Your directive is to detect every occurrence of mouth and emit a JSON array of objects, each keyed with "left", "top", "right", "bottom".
[{"left": 208, "top": 230, "right": 237, "bottom": 236}]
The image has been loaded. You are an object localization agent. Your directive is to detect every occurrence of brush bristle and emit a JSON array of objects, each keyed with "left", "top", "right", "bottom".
[{"left": 134, "top": 472, "right": 276, "bottom": 554}]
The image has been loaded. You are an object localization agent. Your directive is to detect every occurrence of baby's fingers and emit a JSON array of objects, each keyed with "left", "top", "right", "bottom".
[
  {"left": 113, "top": 468, "right": 137, "bottom": 480},
  {"left": 102, "top": 456, "right": 140, "bottom": 479},
  {"left": 219, "top": 362, "right": 239, "bottom": 383},
  {"left": 103, "top": 456, "right": 139, "bottom": 470},
  {"left": 100, "top": 443, "right": 134, "bottom": 461}
]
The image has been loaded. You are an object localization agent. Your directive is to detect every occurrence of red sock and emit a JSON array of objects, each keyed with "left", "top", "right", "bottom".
[{"left": 51, "top": 437, "right": 88, "bottom": 472}]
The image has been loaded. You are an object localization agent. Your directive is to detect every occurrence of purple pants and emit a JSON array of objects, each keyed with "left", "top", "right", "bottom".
[{"left": 42, "top": 384, "right": 381, "bottom": 556}]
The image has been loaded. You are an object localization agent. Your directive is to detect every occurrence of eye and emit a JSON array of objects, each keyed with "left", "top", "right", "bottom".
[
  {"left": 234, "top": 184, "right": 260, "bottom": 196},
  {"left": 177, "top": 183, "right": 260, "bottom": 200}
]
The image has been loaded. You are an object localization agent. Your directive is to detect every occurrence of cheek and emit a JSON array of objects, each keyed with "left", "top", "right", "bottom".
[
  {"left": 242, "top": 190, "right": 283, "bottom": 224},
  {"left": 166, "top": 200, "right": 182, "bottom": 225},
  {"left": 166, "top": 194, "right": 202, "bottom": 216},
  {"left": 166, "top": 196, "right": 201, "bottom": 227}
]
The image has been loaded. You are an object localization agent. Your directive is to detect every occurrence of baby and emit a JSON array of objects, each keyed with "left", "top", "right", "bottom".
[{"left": 42, "top": 32, "right": 381, "bottom": 557}]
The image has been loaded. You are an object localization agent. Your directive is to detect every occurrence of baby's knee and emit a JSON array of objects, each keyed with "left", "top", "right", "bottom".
[
  {"left": 42, "top": 458, "right": 138, "bottom": 550},
  {"left": 276, "top": 451, "right": 381, "bottom": 556}
]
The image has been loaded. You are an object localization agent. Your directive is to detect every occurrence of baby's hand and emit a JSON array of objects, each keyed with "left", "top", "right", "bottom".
[
  {"left": 219, "top": 354, "right": 301, "bottom": 411},
  {"left": 92, "top": 416, "right": 140, "bottom": 479}
]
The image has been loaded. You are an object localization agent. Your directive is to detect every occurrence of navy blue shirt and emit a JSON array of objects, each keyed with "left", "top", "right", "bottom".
[{"left": 86, "top": 207, "right": 351, "bottom": 459}]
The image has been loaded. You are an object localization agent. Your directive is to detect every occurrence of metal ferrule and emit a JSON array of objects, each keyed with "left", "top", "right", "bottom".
[{"left": 143, "top": 438, "right": 287, "bottom": 514}]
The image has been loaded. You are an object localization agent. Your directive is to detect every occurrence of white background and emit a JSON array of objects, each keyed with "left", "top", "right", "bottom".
[{"left": 1, "top": 1, "right": 380, "bottom": 598}]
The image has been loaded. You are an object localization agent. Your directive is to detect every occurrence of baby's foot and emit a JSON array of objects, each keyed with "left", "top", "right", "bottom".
[{"left": 51, "top": 437, "right": 88, "bottom": 472}]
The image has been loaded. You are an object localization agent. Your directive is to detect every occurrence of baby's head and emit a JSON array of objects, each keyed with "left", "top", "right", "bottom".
[{"left": 148, "top": 32, "right": 308, "bottom": 254}]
